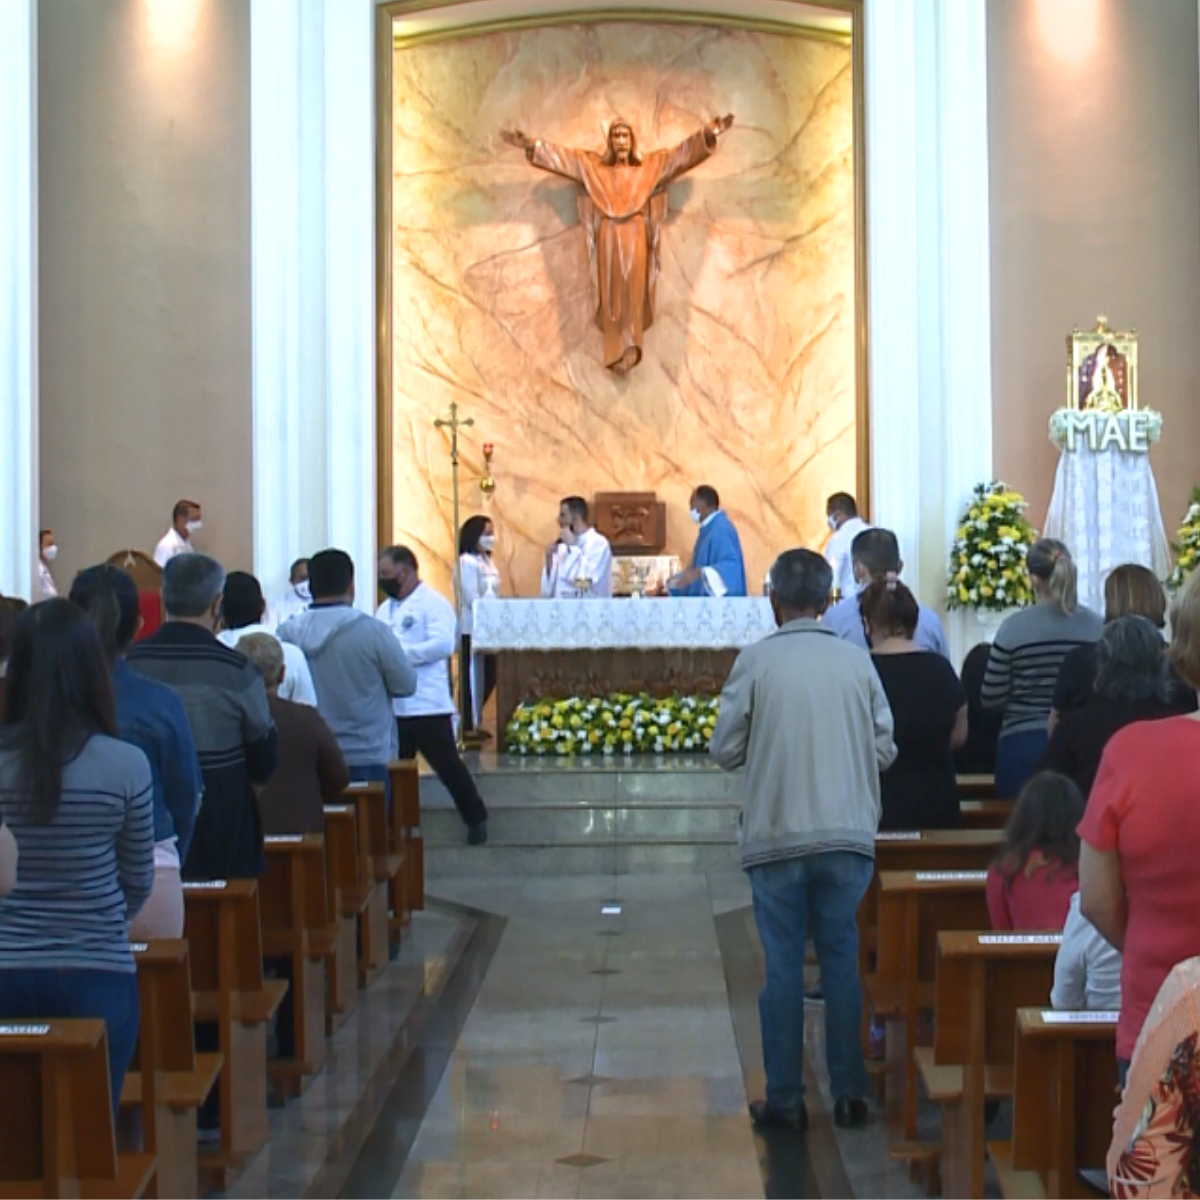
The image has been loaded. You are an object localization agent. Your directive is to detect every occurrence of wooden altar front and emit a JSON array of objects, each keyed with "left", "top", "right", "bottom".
[{"left": 470, "top": 597, "right": 776, "bottom": 736}]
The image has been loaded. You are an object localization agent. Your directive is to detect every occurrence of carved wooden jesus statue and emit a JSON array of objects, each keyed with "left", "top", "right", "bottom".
[{"left": 501, "top": 115, "right": 734, "bottom": 376}]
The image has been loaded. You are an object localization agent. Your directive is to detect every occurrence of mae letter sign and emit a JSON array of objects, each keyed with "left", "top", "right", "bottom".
[{"left": 1062, "top": 410, "right": 1155, "bottom": 454}]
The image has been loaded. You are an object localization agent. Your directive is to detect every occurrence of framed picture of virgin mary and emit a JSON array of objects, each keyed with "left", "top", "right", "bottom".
[{"left": 1067, "top": 315, "right": 1139, "bottom": 411}]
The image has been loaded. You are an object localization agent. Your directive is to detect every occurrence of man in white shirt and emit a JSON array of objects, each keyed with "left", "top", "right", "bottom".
[
  {"left": 154, "top": 499, "right": 203, "bottom": 568},
  {"left": 217, "top": 571, "right": 318, "bottom": 707},
  {"left": 377, "top": 546, "right": 489, "bottom": 845},
  {"left": 540, "top": 496, "right": 613, "bottom": 599},
  {"left": 268, "top": 558, "right": 311, "bottom": 630},
  {"left": 36, "top": 529, "right": 58, "bottom": 600},
  {"left": 824, "top": 492, "right": 869, "bottom": 600}
]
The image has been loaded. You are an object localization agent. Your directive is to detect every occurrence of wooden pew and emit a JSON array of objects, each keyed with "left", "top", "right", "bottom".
[
  {"left": 870, "top": 870, "right": 992, "bottom": 1150},
  {"left": 182, "top": 879, "right": 287, "bottom": 1190},
  {"left": 0, "top": 1018, "right": 156, "bottom": 1199},
  {"left": 916, "top": 931, "right": 1062, "bottom": 1199},
  {"left": 322, "top": 804, "right": 364, "bottom": 1032},
  {"left": 121, "top": 940, "right": 222, "bottom": 1199},
  {"left": 960, "top": 800, "right": 1013, "bottom": 831},
  {"left": 957, "top": 773, "right": 997, "bottom": 800},
  {"left": 389, "top": 758, "right": 424, "bottom": 919},
  {"left": 990, "top": 1009, "right": 1118, "bottom": 1200},
  {"left": 343, "top": 783, "right": 392, "bottom": 985},
  {"left": 259, "top": 835, "right": 334, "bottom": 1101}
]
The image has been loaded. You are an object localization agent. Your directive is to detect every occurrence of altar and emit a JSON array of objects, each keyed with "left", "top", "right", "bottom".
[{"left": 471, "top": 597, "right": 776, "bottom": 735}]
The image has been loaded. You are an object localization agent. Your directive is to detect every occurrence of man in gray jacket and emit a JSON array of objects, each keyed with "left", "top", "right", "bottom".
[
  {"left": 711, "top": 548, "right": 896, "bottom": 1133},
  {"left": 278, "top": 549, "right": 416, "bottom": 798}
]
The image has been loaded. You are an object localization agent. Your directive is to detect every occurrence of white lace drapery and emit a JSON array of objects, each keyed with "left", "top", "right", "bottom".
[
  {"left": 470, "top": 597, "right": 776, "bottom": 652},
  {"left": 1043, "top": 435, "right": 1172, "bottom": 616}
]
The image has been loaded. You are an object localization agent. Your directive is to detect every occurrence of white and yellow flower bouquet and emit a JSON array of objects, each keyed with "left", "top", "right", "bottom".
[
  {"left": 945, "top": 481, "right": 1038, "bottom": 612},
  {"left": 505, "top": 693, "right": 721, "bottom": 756},
  {"left": 1168, "top": 488, "right": 1200, "bottom": 593}
]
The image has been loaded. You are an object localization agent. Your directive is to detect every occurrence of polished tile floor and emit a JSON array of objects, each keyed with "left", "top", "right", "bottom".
[{"left": 216, "top": 872, "right": 935, "bottom": 1199}]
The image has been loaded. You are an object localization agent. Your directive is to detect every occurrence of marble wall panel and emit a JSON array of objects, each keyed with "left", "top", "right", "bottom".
[{"left": 392, "top": 22, "right": 855, "bottom": 599}]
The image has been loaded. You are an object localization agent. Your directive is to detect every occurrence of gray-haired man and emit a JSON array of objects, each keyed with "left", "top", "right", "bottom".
[
  {"left": 128, "top": 553, "right": 278, "bottom": 881},
  {"left": 710, "top": 548, "right": 896, "bottom": 1133}
]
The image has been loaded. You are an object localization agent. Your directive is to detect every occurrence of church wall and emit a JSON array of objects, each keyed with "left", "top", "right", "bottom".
[
  {"left": 988, "top": 0, "right": 1200, "bottom": 552},
  {"left": 389, "top": 22, "right": 856, "bottom": 599},
  {"left": 37, "top": 0, "right": 254, "bottom": 586}
]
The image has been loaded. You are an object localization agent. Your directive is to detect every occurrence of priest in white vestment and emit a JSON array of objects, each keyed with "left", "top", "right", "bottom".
[{"left": 540, "top": 496, "right": 613, "bottom": 599}]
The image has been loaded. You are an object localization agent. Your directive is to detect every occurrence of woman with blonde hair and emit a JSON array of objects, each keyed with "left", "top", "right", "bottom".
[
  {"left": 981, "top": 539, "right": 1103, "bottom": 797},
  {"left": 1080, "top": 567, "right": 1200, "bottom": 1086}
]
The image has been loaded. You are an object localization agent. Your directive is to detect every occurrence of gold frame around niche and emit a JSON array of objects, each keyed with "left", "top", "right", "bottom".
[{"left": 374, "top": 0, "right": 870, "bottom": 546}]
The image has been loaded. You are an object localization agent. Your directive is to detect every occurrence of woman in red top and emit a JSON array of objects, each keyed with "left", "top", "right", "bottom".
[
  {"left": 987, "top": 771, "right": 1084, "bottom": 930},
  {"left": 1080, "top": 569, "right": 1200, "bottom": 1073}
]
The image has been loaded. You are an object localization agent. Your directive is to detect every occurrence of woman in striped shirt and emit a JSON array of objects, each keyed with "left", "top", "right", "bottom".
[
  {"left": 981, "top": 540, "right": 1103, "bottom": 798},
  {"left": 0, "top": 600, "right": 154, "bottom": 1112}
]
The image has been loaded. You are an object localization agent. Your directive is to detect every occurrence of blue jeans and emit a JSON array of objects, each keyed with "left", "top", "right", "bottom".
[
  {"left": 0, "top": 967, "right": 140, "bottom": 1114},
  {"left": 349, "top": 762, "right": 391, "bottom": 811},
  {"left": 750, "top": 851, "right": 873, "bottom": 1109},
  {"left": 995, "top": 729, "right": 1049, "bottom": 799}
]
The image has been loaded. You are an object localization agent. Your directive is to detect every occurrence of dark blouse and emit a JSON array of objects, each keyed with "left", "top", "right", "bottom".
[
  {"left": 954, "top": 642, "right": 1003, "bottom": 776},
  {"left": 873, "top": 651, "right": 967, "bottom": 831},
  {"left": 1053, "top": 642, "right": 1198, "bottom": 717}
]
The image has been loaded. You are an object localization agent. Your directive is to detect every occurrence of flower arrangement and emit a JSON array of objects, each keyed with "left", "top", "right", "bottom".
[
  {"left": 945, "top": 482, "right": 1039, "bottom": 612},
  {"left": 1167, "top": 487, "right": 1200, "bottom": 593},
  {"left": 505, "top": 693, "right": 720, "bottom": 756}
]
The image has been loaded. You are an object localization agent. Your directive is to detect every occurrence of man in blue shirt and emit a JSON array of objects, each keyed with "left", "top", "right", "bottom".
[
  {"left": 823, "top": 527, "right": 950, "bottom": 657},
  {"left": 668, "top": 485, "right": 748, "bottom": 597}
]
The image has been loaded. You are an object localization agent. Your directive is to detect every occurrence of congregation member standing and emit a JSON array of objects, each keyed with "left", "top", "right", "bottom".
[
  {"left": 824, "top": 492, "right": 869, "bottom": 600},
  {"left": 981, "top": 539, "right": 1102, "bottom": 798},
  {"left": 1041, "top": 615, "right": 1177, "bottom": 797},
  {"left": 668, "top": 484, "right": 747, "bottom": 597},
  {"left": 35, "top": 529, "right": 58, "bottom": 600},
  {"left": 377, "top": 547, "right": 489, "bottom": 845},
  {"left": 824, "top": 528, "right": 950, "bottom": 656},
  {"left": 269, "top": 557, "right": 311, "bottom": 630},
  {"left": 458, "top": 517, "right": 501, "bottom": 738},
  {"left": 711, "top": 549, "right": 895, "bottom": 1133},
  {"left": 987, "top": 771, "right": 1083, "bottom": 931},
  {"left": 1078, "top": 567, "right": 1200, "bottom": 1081},
  {"left": 540, "top": 496, "right": 613, "bottom": 598},
  {"left": 153, "top": 499, "right": 203, "bottom": 567},
  {"left": 236, "top": 634, "right": 348, "bottom": 836},
  {"left": 278, "top": 548, "right": 416, "bottom": 795},
  {"left": 128, "top": 554, "right": 277, "bottom": 880},
  {"left": 0, "top": 601, "right": 154, "bottom": 1111},
  {"left": 71, "top": 565, "right": 203, "bottom": 938},
  {"left": 861, "top": 577, "right": 966, "bottom": 830},
  {"left": 218, "top": 571, "right": 318, "bottom": 706}
]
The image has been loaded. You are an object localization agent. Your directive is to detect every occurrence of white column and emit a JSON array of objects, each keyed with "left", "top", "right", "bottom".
[
  {"left": 251, "top": 0, "right": 375, "bottom": 607},
  {"left": 0, "top": 0, "right": 37, "bottom": 600},
  {"left": 865, "top": 0, "right": 993, "bottom": 664}
]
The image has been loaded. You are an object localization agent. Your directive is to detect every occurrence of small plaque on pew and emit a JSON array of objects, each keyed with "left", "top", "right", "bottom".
[
  {"left": 324, "top": 804, "right": 353, "bottom": 814},
  {"left": 978, "top": 933, "right": 1062, "bottom": 945},
  {"left": 0, "top": 1023, "right": 50, "bottom": 1035},
  {"left": 264, "top": 835, "right": 304, "bottom": 844},
  {"left": 877, "top": 831, "right": 922, "bottom": 841},
  {"left": 130, "top": 942, "right": 148, "bottom": 952},
  {"left": 915, "top": 871, "right": 988, "bottom": 882},
  {"left": 182, "top": 879, "right": 227, "bottom": 890},
  {"left": 344, "top": 782, "right": 369, "bottom": 790},
  {"left": 1039, "top": 1010, "right": 1119, "bottom": 1024}
]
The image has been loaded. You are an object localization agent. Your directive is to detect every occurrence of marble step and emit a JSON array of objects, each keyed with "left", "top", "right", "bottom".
[{"left": 426, "top": 839, "right": 742, "bottom": 877}]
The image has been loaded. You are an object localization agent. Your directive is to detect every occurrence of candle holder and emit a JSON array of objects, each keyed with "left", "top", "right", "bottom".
[{"left": 480, "top": 443, "right": 496, "bottom": 497}]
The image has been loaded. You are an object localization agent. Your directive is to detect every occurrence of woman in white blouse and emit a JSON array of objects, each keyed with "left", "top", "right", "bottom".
[{"left": 458, "top": 516, "right": 501, "bottom": 738}]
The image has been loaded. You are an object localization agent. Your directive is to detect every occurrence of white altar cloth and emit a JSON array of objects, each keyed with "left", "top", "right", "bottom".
[
  {"left": 1044, "top": 429, "right": 1172, "bottom": 616},
  {"left": 471, "top": 597, "right": 776, "bottom": 652}
]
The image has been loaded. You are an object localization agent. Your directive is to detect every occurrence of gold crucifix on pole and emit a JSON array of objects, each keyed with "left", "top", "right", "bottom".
[{"left": 434, "top": 401, "right": 474, "bottom": 750}]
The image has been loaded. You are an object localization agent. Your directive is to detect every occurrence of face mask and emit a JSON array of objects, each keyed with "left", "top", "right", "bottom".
[
  {"left": 294, "top": 580, "right": 311, "bottom": 602},
  {"left": 43, "top": 545, "right": 58, "bottom": 562},
  {"left": 827, "top": 515, "right": 838, "bottom": 532},
  {"left": 379, "top": 576, "right": 402, "bottom": 600},
  {"left": 186, "top": 520, "right": 203, "bottom": 534},
  {"left": 689, "top": 508, "right": 702, "bottom": 524},
  {"left": 478, "top": 535, "right": 495, "bottom": 552}
]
